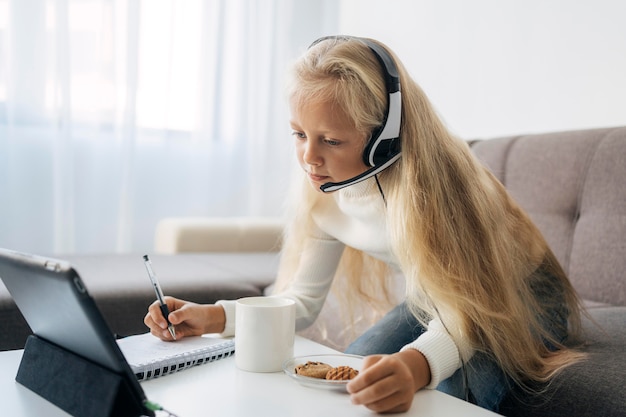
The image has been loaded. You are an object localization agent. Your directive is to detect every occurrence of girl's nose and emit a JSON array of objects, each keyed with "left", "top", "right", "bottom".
[{"left": 303, "top": 141, "right": 322, "bottom": 166}]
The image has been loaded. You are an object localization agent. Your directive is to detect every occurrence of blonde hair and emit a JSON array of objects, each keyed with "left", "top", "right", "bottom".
[
  {"left": 276, "top": 37, "right": 398, "bottom": 325},
  {"left": 277, "top": 37, "right": 585, "bottom": 389}
]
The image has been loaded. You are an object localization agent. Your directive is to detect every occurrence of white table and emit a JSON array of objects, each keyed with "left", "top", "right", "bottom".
[{"left": 1, "top": 336, "right": 500, "bottom": 417}]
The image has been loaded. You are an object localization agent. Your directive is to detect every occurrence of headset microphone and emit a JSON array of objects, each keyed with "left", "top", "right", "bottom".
[{"left": 308, "top": 36, "right": 402, "bottom": 193}]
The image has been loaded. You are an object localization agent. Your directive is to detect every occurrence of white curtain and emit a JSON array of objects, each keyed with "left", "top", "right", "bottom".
[{"left": 0, "top": 0, "right": 338, "bottom": 254}]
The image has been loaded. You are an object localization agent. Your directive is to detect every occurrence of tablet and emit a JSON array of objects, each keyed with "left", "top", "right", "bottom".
[{"left": 0, "top": 248, "right": 154, "bottom": 416}]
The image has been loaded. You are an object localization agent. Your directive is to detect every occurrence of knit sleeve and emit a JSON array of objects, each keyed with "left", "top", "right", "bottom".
[
  {"left": 216, "top": 232, "right": 345, "bottom": 337},
  {"left": 400, "top": 318, "right": 470, "bottom": 389},
  {"left": 273, "top": 236, "right": 345, "bottom": 331}
]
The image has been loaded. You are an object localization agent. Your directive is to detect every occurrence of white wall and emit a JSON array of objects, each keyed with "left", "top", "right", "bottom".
[{"left": 339, "top": 0, "right": 626, "bottom": 138}]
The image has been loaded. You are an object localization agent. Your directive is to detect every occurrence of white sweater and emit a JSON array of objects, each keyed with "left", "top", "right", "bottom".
[{"left": 218, "top": 178, "right": 472, "bottom": 388}]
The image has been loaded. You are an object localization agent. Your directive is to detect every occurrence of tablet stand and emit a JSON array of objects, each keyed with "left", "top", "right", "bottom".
[{"left": 16, "top": 335, "right": 148, "bottom": 417}]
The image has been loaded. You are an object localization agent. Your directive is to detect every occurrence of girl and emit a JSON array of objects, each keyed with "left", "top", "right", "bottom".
[{"left": 145, "top": 36, "right": 585, "bottom": 414}]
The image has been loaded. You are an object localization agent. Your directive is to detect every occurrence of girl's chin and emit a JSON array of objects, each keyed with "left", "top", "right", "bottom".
[{"left": 307, "top": 179, "right": 325, "bottom": 192}]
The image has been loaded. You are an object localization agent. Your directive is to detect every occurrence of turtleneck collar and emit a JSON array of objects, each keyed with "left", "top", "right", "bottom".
[{"left": 334, "top": 176, "right": 379, "bottom": 200}]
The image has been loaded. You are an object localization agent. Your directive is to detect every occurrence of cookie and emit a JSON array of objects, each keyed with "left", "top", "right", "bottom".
[
  {"left": 325, "top": 365, "right": 359, "bottom": 381},
  {"left": 294, "top": 361, "right": 333, "bottom": 379}
]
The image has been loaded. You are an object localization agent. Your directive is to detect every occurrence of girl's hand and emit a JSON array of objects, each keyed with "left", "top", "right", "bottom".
[
  {"left": 144, "top": 296, "right": 225, "bottom": 341},
  {"left": 346, "top": 349, "right": 431, "bottom": 413}
]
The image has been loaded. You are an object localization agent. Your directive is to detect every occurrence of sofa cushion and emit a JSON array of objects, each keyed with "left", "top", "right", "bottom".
[
  {"left": 471, "top": 127, "right": 626, "bottom": 306},
  {"left": 500, "top": 306, "right": 626, "bottom": 417},
  {"left": 567, "top": 131, "right": 626, "bottom": 307},
  {"left": 154, "top": 217, "right": 284, "bottom": 254}
]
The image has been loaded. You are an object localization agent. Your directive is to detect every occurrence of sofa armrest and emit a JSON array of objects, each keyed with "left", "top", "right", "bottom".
[{"left": 154, "top": 217, "right": 284, "bottom": 254}]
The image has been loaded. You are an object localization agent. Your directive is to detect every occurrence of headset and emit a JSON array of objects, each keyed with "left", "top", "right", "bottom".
[{"left": 307, "top": 36, "right": 402, "bottom": 193}]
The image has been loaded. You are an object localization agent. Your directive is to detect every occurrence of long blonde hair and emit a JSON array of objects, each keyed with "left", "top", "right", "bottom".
[{"left": 277, "top": 37, "right": 585, "bottom": 388}]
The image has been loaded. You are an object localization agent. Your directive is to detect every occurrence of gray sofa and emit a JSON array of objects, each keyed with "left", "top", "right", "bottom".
[
  {"left": 1, "top": 126, "right": 624, "bottom": 417},
  {"left": 469, "top": 127, "right": 626, "bottom": 417}
]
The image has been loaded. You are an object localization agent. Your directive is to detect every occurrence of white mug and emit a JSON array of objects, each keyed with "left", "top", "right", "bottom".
[{"left": 235, "top": 296, "right": 296, "bottom": 372}]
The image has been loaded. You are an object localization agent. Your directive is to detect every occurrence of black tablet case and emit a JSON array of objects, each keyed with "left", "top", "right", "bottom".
[{"left": 17, "top": 335, "right": 146, "bottom": 417}]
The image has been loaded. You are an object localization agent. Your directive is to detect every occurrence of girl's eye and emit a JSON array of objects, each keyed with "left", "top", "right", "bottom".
[
  {"left": 324, "top": 139, "right": 341, "bottom": 146},
  {"left": 291, "top": 131, "right": 306, "bottom": 139}
]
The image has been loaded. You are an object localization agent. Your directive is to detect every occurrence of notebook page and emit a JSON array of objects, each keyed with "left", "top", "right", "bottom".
[{"left": 118, "top": 333, "right": 234, "bottom": 378}]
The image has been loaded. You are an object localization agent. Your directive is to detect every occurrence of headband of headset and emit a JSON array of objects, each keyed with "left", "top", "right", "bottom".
[{"left": 307, "top": 35, "right": 402, "bottom": 192}]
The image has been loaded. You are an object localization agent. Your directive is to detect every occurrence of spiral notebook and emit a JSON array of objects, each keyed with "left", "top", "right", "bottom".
[{"left": 118, "top": 333, "right": 235, "bottom": 381}]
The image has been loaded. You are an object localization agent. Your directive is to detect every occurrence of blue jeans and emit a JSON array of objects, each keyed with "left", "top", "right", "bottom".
[{"left": 344, "top": 299, "right": 568, "bottom": 413}]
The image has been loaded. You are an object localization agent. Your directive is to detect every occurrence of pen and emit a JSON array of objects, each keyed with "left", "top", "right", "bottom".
[{"left": 143, "top": 254, "right": 177, "bottom": 340}]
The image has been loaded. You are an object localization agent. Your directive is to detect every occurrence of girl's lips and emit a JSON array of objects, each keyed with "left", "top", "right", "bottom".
[{"left": 308, "top": 172, "right": 329, "bottom": 182}]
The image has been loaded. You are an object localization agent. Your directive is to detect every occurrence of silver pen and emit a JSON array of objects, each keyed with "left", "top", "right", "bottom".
[{"left": 143, "top": 255, "right": 176, "bottom": 340}]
